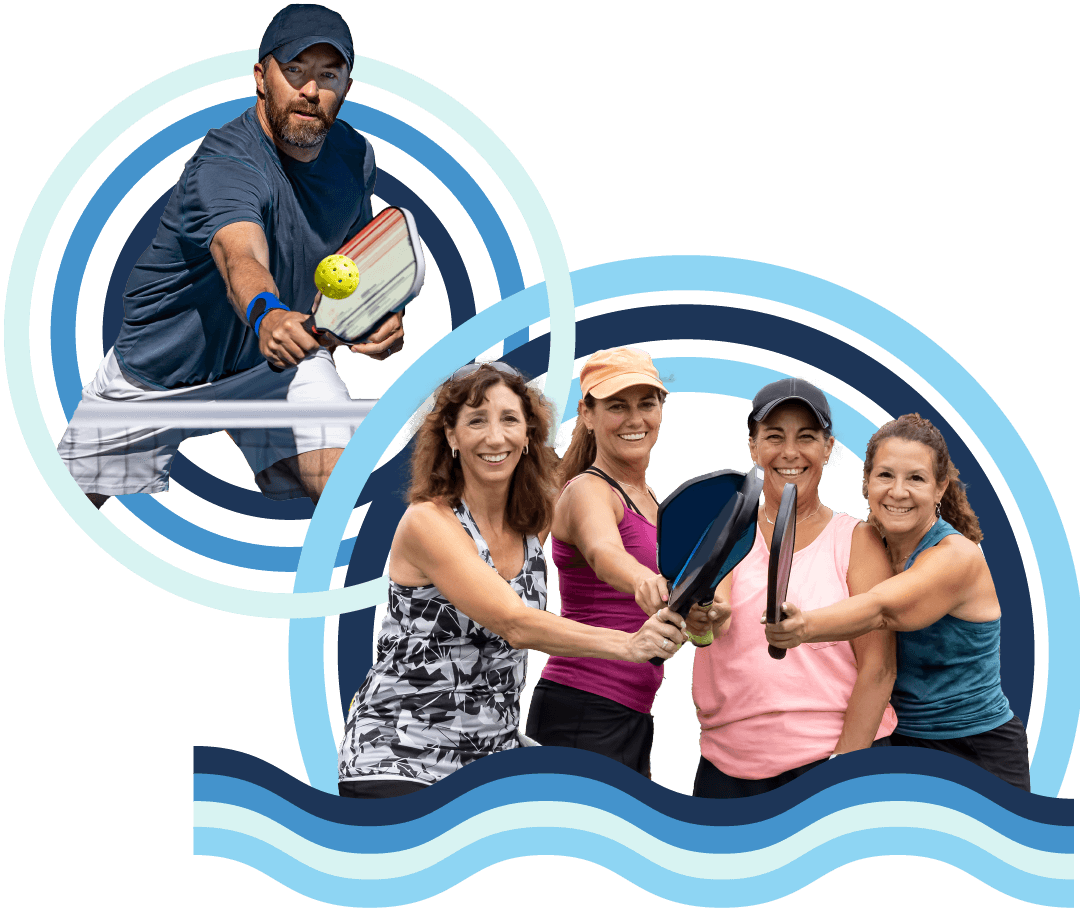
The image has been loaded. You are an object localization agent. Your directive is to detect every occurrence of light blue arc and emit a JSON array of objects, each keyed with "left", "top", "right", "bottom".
[
  {"left": 49, "top": 95, "right": 532, "bottom": 572},
  {"left": 293, "top": 259, "right": 1075, "bottom": 798}
]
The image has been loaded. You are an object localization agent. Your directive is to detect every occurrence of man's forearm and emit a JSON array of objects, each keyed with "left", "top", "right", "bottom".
[{"left": 222, "top": 255, "right": 280, "bottom": 322}]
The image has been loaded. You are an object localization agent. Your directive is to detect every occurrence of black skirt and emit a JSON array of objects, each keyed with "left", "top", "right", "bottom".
[
  {"left": 526, "top": 677, "right": 654, "bottom": 776},
  {"left": 890, "top": 714, "right": 1030, "bottom": 791}
]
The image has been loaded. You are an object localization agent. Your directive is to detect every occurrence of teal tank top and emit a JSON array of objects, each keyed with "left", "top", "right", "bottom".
[{"left": 891, "top": 519, "right": 1013, "bottom": 739}]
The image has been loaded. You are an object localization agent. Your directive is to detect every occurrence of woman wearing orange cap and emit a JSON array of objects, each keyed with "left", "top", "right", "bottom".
[{"left": 525, "top": 347, "right": 720, "bottom": 776}]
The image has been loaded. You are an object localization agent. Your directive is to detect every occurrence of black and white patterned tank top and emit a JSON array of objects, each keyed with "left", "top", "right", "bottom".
[{"left": 338, "top": 501, "right": 548, "bottom": 787}]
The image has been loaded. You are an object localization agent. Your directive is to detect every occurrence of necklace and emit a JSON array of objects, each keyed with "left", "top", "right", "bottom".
[
  {"left": 615, "top": 478, "right": 655, "bottom": 503},
  {"left": 763, "top": 500, "right": 822, "bottom": 526}
]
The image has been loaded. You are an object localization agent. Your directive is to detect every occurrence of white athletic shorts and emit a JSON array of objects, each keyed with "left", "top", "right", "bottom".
[{"left": 57, "top": 348, "right": 357, "bottom": 500}]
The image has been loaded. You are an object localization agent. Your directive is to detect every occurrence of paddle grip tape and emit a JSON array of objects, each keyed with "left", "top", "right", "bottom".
[{"left": 246, "top": 292, "right": 288, "bottom": 337}]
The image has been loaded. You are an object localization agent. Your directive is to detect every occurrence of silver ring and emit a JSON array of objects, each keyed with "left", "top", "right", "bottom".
[{"left": 663, "top": 639, "right": 670, "bottom": 650}]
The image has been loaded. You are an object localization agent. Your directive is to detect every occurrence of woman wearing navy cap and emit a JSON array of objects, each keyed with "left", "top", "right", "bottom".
[{"left": 691, "top": 378, "right": 898, "bottom": 797}]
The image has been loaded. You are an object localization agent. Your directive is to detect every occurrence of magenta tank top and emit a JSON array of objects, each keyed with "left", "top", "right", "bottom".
[{"left": 541, "top": 490, "right": 663, "bottom": 713}]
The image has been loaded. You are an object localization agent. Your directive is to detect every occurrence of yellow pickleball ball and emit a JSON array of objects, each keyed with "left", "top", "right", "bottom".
[{"left": 314, "top": 254, "right": 359, "bottom": 299}]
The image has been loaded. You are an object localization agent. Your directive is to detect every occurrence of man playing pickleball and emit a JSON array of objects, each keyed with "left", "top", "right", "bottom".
[{"left": 58, "top": 4, "right": 404, "bottom": 506}]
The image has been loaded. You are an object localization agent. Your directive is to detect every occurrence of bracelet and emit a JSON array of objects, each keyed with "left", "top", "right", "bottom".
[
  {"left": 686, "top": 629, "right": 714, "bottom": 647},
  {"left": 245, "top": 292, "right": 287, "bottom": 336}
]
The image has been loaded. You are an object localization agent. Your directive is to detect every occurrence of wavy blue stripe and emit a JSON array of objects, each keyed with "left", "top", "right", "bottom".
[
  {"left": 194, "top": 825, "right": 1072, "bottom": 908},
  {"left": 196, "top": 744, "right": 1074, "bottom": 829},
  {"left": 193, "top": 773, "right": 1073, "bottom": 854}
]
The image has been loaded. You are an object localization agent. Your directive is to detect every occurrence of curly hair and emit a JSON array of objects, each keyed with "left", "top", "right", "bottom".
[
  {"left": 862, "top": 413, "right": 983, "bottom": 543},
  {"left": 407, "top": 364, "right": 558, "bottom": 536}
]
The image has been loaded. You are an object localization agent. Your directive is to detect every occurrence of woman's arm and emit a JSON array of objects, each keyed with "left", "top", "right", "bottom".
[
  {"left": 765, "top": 536, "right": 982, "bottom": 646},
  {"left": 831, "top": 523, "right": 896, "bottom": 753},
  {"left": 395, "top": 503, "right": 687, "bottom": 661},
  {"left": 561, "top": 474, "right": 669, "bottom": 614},
  {"left": 834, "top": 630, "right": 897, "bottom": 753}
]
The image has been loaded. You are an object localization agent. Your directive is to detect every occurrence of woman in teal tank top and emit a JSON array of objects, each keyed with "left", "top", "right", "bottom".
[{"left": 765, "top": 414, "right": 1029, "bottom": 790}]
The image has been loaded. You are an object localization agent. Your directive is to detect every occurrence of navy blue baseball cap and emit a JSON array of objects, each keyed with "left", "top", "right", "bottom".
[
  {"left": 748, "top": 378, "right": 832, "bottom": 432},
  {"left": 259, "top": 4, "right": 354, "bottom": 73}
]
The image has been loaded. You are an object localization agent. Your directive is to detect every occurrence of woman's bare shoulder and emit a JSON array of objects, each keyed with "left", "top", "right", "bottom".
[
  {"left": 559, "top": 471, "right": 620, "bottom": 506},
  {"left": 557, "top": 471, "right": 624, "bottom": 522},
  {"left": 909, "top": 532, "right": 985, "bottom": 583},
  {"left": 398, "top": 500, "right": 459, "bottom": 538}
]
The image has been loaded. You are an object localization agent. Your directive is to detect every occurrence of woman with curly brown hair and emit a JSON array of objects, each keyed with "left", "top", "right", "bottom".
[
  {"left": 765, "top": 413, "right": 1029, "bottom": 789},
  {"left": 337, "top": 362, "right": 687, "bottom": 798}
]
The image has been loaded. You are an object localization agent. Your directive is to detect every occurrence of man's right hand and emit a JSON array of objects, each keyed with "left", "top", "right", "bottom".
[{"left": 259, "top": 309, "right": 321, "bottom": 368}]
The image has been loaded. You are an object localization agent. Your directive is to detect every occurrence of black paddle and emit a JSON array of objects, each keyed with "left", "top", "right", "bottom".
[
  {"left": 649, "top": 467, "right": 764, "bottom": 665},
  {"left": 765, "top": 482, "right": 797, "bottom": 660}
]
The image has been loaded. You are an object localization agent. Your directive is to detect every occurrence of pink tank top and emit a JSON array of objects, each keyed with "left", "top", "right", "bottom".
[
  {"left": 693, "top": 512, "right": 897, "bottom": 779},
  {"left": 541, "top": 490, "right": 663, "bottom": 713}
]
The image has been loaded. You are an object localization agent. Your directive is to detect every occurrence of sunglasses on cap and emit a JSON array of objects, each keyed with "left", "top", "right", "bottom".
[{"left": 449, "top": 361, "right": 523, "bottom": 381}]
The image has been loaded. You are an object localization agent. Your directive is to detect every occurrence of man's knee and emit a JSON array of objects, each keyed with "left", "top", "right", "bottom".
[{"left": 276, "top": 447, "right": 345, "bottom": 504}]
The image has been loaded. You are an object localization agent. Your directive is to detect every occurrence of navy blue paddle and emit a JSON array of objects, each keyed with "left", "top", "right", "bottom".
[{"left": 649, "top": 467, "right": 764, "bottom": 665}]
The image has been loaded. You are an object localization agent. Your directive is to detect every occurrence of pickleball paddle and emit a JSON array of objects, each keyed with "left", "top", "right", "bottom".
[
  {"left": 765, "top": 482, "right": 797, "bottom": 660},
  {"left": 649, "top": 466, "right": 765, "bottom": 665},
  {"left": 269, "top": 206, "right": 425, "bottom": 369}
]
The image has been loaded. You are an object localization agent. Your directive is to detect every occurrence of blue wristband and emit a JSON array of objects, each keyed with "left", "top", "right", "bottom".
[{"left": 246, "top": 292, "right": 286, "bottom": 336}]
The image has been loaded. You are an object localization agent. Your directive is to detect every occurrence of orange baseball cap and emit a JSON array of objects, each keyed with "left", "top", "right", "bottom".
[{"left": 579, "top": 347, "right": 668, "bottom": 399}]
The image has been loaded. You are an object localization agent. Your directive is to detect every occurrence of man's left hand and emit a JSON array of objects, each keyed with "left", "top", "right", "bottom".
[
  {"left": 341, "top": 313, "right": 406, "bottom": 362},
  {"left": 349, "top": 313, "right": 405, "bottom": 361}
]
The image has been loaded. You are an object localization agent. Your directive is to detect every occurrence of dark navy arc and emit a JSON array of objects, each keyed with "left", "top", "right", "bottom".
[{"left": 113, "top": 106, "right": 376, "bottom": 389}]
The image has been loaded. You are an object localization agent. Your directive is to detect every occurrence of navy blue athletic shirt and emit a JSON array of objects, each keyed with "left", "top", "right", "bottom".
[{"left": 113, "top": 106, "right": 376, "bottom": 389}]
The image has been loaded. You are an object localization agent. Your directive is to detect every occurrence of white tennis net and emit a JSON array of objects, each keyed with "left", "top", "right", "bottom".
[{"left": 68, "top": 399, "right": 376, "bottom": 428}]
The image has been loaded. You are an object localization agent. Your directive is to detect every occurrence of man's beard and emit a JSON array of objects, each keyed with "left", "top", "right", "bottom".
[{"left": 264, "top": 81, "right": 340, "bottom": 150}]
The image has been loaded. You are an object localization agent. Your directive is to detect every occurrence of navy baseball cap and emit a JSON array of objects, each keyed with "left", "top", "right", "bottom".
[
  {"left": 259, "top": 4, "right": 354, "bottom": 73},
  {"left": 748, "top": 378, "right": 832, "bottom": 432}
]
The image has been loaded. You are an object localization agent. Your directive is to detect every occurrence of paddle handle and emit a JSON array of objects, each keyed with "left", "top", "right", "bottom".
[
  {"left": 768, "top": 602, "right": 787, "bottom": 659},
  {"left": 268, "top": 315, "right": 320, "bottom": 372},
  {"left": 650, "top": 585, "right": 707, "bottom": 666}
]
